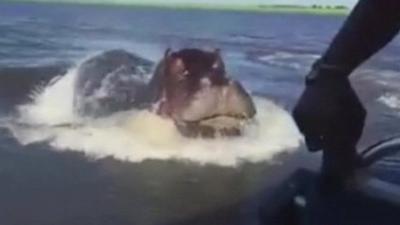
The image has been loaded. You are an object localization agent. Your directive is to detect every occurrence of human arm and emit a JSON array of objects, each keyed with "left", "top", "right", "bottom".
[{"left": 293, "top": 0, "right": 400, "bottom": 153}]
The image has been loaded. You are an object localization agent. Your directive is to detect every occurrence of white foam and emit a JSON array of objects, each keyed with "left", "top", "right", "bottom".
[
  {"left": 6, "top": 65, "right": 303, "bottom": 167},
  {"left": 17, "top": 68, "right": 78, "bottom": 125},
  {"left": 379, "top": 94, "right": 400, "bottom": 110},
  {"left": 258, "top": 51, "right": 319, "bottom": 71}
]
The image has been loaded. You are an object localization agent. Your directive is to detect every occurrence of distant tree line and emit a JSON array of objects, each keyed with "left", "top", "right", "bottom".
[
  {"left": 311, "top": 5, "right": 348, "bottom": 9},
  {"left": 257, "top": 4, "right": 348, "bottom": 10},
  {"left": 259, "top": 4, "right": 306, "bottom": 9}
]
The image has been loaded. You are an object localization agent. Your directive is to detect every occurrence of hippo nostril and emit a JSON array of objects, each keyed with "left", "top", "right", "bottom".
[
  {"left": 200, "top": 77, "right": 212, "bottom": 87},
  {"left": 210, "top": 74, "right": 229, "bottom": 86}
]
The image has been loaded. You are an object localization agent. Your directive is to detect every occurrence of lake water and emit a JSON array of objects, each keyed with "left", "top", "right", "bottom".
[{"left": 0, "top": 2, "right": 400, "bottom": 224}]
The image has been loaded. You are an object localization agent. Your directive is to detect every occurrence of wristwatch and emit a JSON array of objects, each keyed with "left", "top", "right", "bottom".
[{"left": 305, "top": 59, "right": 349, "bottom": 85}]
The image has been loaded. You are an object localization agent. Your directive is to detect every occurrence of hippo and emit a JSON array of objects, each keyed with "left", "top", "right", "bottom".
[{"left": 74, "top": 48, "right": 256, "bottom": 137}]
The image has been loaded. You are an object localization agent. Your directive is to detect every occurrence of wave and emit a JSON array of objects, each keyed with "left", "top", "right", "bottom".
[
  {"left": 379, "top": 94, "right": 400, "bottom": 111},
  {"left": 1, "top": 63, "right": 303, "bottom": 167},
  {"left": 228, "top": 34, "right": 273, "bottom": 44},
  {"left": 255, "top": 51, "right": 319, "bottom": 71}
]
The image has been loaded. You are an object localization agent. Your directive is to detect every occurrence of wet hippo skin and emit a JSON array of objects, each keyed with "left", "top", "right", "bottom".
[{"left": 74, "top": 48, "right": 256, "bottom": 137}]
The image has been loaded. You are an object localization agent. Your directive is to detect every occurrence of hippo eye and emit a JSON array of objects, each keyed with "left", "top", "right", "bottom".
[
  {"left": 212, "top": 62, "right": 224, "bottom": 73},
  {"left": 212, "top": 62, "right": 219, "bottom": 70},
  {"left": 177, "top": 70, "right": 189, "bottom": 81}
]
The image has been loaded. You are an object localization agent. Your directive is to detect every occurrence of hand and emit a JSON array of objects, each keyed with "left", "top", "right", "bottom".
[{"left": 292, "top": 72, "right": 366, "bottom": 152}]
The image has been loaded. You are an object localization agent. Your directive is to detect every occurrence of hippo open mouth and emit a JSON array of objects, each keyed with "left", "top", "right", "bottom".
[
  {"left": 176, "top": 115, "right": 253, "bottom": 138},
  {"left": 164, "top": 76, "right": 257, "bottom": 138}
]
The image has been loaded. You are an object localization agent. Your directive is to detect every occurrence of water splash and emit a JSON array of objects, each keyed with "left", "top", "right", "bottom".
[{"left": 5, "top": 65, "right": 303, "bottom": 167}]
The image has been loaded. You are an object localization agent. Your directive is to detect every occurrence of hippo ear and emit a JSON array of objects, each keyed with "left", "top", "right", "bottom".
[
  {"left": 164, "top": 48, "right": 185, "bottom": 73},
  {"left": 212, "top": 48, "right": 225, "bottom": 71},
  {"left": 164, "top": 48, "right": 172, "bottom": 59},
  {"left": 168, "top": 57, "right": 186, "bottom": 76}
]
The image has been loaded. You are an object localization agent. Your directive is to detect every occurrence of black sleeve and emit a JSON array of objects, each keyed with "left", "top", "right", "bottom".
[{"left": 320, "top": 0, "right": 400, "bottom": 76}]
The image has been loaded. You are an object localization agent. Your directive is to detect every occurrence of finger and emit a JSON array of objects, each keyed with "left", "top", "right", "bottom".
[
  {"left": 292, "top": 106, "right": 324, "bottom": 152},
  {"left": 305, "top": 135, "right": 324, "bottom": 152}
]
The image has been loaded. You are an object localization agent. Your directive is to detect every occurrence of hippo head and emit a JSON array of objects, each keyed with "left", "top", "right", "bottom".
[{"left": 152, "top": 48, "right": 256, "bottom": 137}]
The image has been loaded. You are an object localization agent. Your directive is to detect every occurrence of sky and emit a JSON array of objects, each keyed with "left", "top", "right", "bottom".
[{"left": 20, "top": 0, "right": 358, "bottom": 7}]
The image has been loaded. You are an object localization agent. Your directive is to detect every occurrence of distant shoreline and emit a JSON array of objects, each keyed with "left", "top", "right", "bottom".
[{"left": 4, "top": 1, "right": 350, "bottom": 15}]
